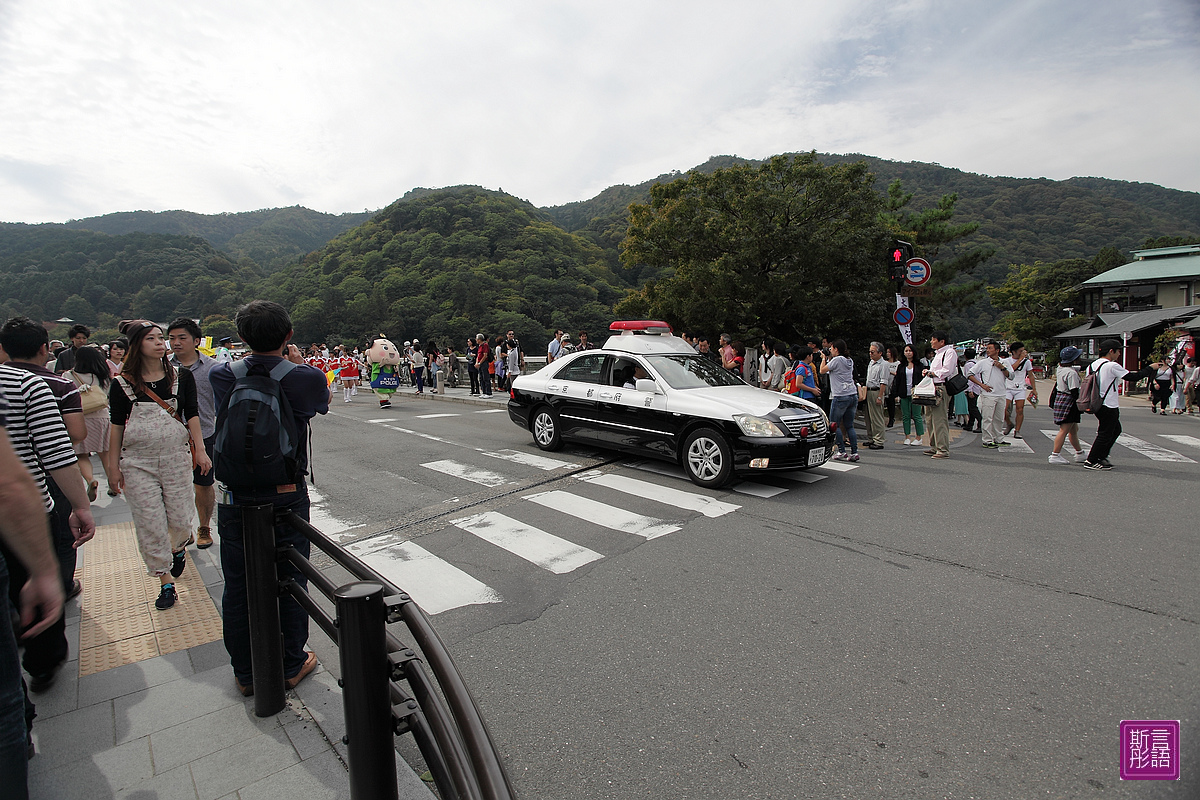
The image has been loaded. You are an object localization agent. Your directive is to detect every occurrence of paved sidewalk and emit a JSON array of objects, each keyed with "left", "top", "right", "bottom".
[{"left": 24, "top": 468, "right": 434, "bottom": 800}]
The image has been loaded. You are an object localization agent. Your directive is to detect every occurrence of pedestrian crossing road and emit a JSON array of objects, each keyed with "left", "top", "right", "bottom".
[{"left": 313, "top": 406, "right": 1199, "bottom": 622}]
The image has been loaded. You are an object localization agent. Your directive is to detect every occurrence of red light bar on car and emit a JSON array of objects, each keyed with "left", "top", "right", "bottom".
[{"left": 608, "top": 320, "right": 674, "bottom": 334}]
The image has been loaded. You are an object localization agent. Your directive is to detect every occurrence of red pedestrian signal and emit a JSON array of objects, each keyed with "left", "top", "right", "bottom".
[{"left": 889, "top": 240, "right": 914, "bottom": 281}]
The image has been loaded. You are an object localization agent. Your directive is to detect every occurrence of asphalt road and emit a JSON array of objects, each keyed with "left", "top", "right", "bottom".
[{"left": 304, "top": 389, "right": 1198, "bottom": 799}]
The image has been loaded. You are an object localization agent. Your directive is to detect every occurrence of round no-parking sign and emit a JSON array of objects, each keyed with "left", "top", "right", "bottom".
[{"left": 893, "top": 306, "right": 914, "bottom": 326}]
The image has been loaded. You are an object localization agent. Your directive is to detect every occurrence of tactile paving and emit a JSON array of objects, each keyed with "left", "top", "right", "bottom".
[{"left": 79, "top": 522, "right": 224, "bottom": 676}]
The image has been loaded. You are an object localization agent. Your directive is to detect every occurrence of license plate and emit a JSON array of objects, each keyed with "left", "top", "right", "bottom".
[{"left": 807, "top": 448, "right": 826, "bottom": 467}]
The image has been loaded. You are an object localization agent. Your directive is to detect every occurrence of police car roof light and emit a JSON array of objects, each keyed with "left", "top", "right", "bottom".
[{"left": 609, "top": 320, "right": 674, "bottom": 335}]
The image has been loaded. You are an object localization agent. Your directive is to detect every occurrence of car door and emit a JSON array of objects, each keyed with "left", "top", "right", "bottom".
[
  {"left": 545, "top": 353, "right": 610, "bottom": 442},
  {"left": 593, "top": 357, "right": 675, "bottom": 456}
]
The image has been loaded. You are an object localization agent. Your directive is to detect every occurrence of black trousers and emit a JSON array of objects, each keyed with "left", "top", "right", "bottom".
[
  {"left": 1087, "top": 405, "right": 1121, "bottom": 463},
  {"left": 966, "top": 392, "right": 981, "bottom": 430}
]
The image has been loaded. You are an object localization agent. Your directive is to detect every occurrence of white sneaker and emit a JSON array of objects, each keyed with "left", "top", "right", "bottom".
[
  {"left": 1074, "top": 450, "right": 1087, "bottom": 463},
  {"left": 1048, "top": 453, "right": 1069, "bottom": 464},
  {"left": 902, "top": 437, "right": 912, "bottom": 446}
]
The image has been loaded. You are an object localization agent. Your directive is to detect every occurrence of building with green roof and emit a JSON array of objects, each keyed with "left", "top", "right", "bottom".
[{"left": 1079, "top": 245, "right": 1200, "bottom": 316}]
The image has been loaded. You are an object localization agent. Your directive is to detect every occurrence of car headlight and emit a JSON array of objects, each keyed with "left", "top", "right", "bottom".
[{"left": 734, "top": 414, "right": 783, "bottom": 437}]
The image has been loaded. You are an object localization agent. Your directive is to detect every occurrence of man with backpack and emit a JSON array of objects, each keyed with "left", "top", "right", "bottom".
[
  {"left": 209, "top": 301, "right": 330, "bottom": 696},
  {"left": 1080, "top": 339, "right": 1162, "bottom": 471}
]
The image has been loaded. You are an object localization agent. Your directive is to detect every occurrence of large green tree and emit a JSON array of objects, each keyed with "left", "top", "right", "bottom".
[
  {"left": 987, "top": 248, "right": 1123, "bottom": 348},
  {"left": 617, "top": 153, "right": 894, "bottom": 346}
]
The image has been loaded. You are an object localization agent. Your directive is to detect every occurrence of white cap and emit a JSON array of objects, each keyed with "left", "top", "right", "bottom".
[{"left": 403, "top": 341, "right": 411, "bottom": 346}]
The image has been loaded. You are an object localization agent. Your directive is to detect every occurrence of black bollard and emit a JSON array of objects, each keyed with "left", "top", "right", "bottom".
[
  {"left": 243, "top": 503, "right": 286, "bottom": 717},
  {"left": 336, "top": 581, "right": 398, "bottom": 800}
]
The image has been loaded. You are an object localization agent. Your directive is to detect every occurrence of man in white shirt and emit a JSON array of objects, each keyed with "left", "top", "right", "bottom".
[
  {"left": 865, "top": 342, "right": 889, "bottom": 449},
  {"left": 968, "top": 341, "right": 1010, "bottom": 447},
  {"left": 1001, "top": 341, "right": 1037, "bottom": 438},
  {"left": 546, "top": 330, "right": 564, "bottom": 363},
  {"left": 1083, "top": 339, "right": 1161, "bottom": 470},
  {"left": 922, "top": 331, "right": 958, "bottom": 458}
]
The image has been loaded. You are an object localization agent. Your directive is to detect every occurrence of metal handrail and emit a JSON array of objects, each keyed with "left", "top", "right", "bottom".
[{"left": 240, "top": 503, "right": 516, "bottom": 800}]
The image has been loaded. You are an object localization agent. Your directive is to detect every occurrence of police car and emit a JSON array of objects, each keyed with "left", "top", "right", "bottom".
[{"left": 507, "top": 321, "right": 834, "bottom": 488}]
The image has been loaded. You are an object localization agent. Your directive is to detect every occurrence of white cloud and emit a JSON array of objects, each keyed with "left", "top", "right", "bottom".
[{"left": 0, "top": 0, "right": 1196, "bottom": 222}]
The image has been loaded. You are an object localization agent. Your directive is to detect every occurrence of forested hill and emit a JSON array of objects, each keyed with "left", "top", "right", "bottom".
[
  {"left": 546, "top": 153, "right": 1200, "bottom": 335},
  {"left": 548, "top": 154, "right": 1200, "bottom": 266},
  {"left": 256, "top": 187, "right": 633, "bottom": 347},
  {"left": 62, "top": 206, "right": 371, "bottom": 271},
  {"left": 0, "top": 224, "right": 260, "bottom": 329}
]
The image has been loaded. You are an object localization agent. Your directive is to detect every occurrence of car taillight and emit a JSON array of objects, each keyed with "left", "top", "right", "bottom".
[{"left": 509, "top": 388, "right": 516, "bottom": 399}]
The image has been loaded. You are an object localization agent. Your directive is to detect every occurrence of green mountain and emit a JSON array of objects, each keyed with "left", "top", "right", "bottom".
[
  {"left": 545, "top": 154, "right": 1200, "bottom": 337},
  {"left": 0, "top": 224, "right": 261, "bottom": 331},
  {"left": 257, "top": 186, "right": 632, "bottom": 348},
  {"left": 63, "top": 206, "right": 371, "bottom": 271}
]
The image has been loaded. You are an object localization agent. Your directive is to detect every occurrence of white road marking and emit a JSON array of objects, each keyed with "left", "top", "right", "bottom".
[
  {"left": 415, "top": 413, "right": 460, "bottom": 419},
  {"left": 775, "top": 470, "right": 828, "bottom": 484},
  {"left": 484, "top": 449, "right": 579, "bottom": 471},
  {"left": 1115, "top": 434, "right": 1195, "bottom": 463},
  {"left": 384, "top": 424, "right": 456, "bottom": 445},
  {"left": 366, "top": 418, "right": 400, "bottom": 423},
  {"left": 1040, "top": 430, "right": 1092, "bottom": 451},
  {"left": 307, "top": 487, "right": 358, "bottom": 541},
  {"left": 578, "top": 472, "right": 741, "bottom": 517},
  {"left": 815, "top": 460, "right": 859, "bottom": 472},
  {"left": 421, "top": 460, "right": 513, "bottom": 487},
  {"left": 731, "top": 482, "right": 790, "bottom": 498},
  {"left": 345, "top": 540, "right": 501, "bottom": 614},
  {"left": 523, "top": 490, "right": 680, "bottom": 539},
  {"left": 475, "top": 408, "right": 507, "bottom": 414},
  {"left": 1159, "top": 434, "right": 1200, "bottom": 451},
  {"left": 450, "top": 512, "right": 602, "bottom": 573},
  {"left": 997, "top": 434, "right": 1034, "bottom": 453},
  {"left": 628, "top": 460, "right": 686, "bottom": 479}
]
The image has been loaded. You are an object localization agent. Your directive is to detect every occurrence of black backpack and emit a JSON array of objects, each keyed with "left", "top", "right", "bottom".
[{"left": 214, "top": 360, "right": 301, "bottom": 489}]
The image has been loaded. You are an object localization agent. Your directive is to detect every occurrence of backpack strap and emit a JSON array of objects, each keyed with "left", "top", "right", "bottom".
[{"left": 269, "top": 360, "right": 300, "bottom": 381}]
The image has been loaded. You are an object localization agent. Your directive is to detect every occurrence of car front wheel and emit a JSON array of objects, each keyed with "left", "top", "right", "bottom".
[
  {"left": 531, "top": 406, "right": 563, "bottom": 451},
  {"left": 682, "top": 427, "right": 733, "bottom": 488}
]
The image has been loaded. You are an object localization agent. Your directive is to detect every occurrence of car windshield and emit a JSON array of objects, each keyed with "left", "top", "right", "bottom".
[{"left": 645, "top": 355, "right": 746, "bottom": 389}]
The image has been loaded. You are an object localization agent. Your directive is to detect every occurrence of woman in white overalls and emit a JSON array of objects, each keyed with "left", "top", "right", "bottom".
[{"left": 107, "top": 320, "right": 212, "bottom": 609}]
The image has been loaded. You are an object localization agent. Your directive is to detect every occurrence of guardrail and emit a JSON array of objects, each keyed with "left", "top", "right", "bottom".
[{"left": 241, "top": 503, "right": 517, "bottom": 800}]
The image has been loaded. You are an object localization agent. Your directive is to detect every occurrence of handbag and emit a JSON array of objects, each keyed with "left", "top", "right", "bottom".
[
  {"left": 911, "top": 375, "right": 939, "bottom": 406},
  {"left": 945, "top": 372, "right": 969, "bottom": 396},
  {"left": 856, "top": 384, "right": 867, "bottom": 402},
  {"left": 69, "top": 370, "right": 109, "bottom": 415}
]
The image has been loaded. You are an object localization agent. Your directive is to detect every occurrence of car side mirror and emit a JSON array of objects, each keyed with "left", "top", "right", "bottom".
[{"left": 635, "top": 378, "right": 659, "bottom": 394}]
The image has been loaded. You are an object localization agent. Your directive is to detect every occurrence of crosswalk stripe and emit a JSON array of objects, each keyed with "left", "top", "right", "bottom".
[
  {"left": 731, "top": 482, "right": 790, "bottom": 498},
  {"left": 775, "top": 470, "right": 828, "bottom": 484},
  {"left": 629, "top": 460, "right": 686, "bottom": 479},
  {"left": 1040, "top": 430, "right": 1092, "bottom": 450},
  {"left": 345, "top": 540, "right": 501, "bottom": 615},
  {"left": 997, "top": 434, "right": 1034, "bottom": 453},
  {"left": 475, "top": 408, "right": 507, "bottom": 414},
  {"left": 421, "top": 460, "right": 512, "bottom": 487},
  {"left": 415, "top": 413, "right": 460, "bottom": 419},
  {"left": 485, "top": 449, "right": 579, "bottom": 471},
  {"left": 450, "top": 511, "right": 602, "bottom": 573},
  {"left": 306, "top": 487, "right": 356, "bottom": 541},
  {"left": 815, "top": 461, "right": 858, "bottom": 472},
  {"left": 1115, "top": 434, "right": 1195, "bottom": 463},
  {"left": 524, "top": 490, "right": 680, "bottom": 539},
  {"left": 1159, "top": 434, "right": 1200, "bottom": 451},
  {"left": 578, "top": 472, "right": 741, "bottom": 517},
  {"left": 367, "top": 418, "right": 400, "bottom": 423}
]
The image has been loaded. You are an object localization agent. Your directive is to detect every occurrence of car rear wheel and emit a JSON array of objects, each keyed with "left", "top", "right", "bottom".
[
  {"left": 682, "top": 427, "right": 733, "bottom": 488},
  {"left": 531, "top": 406, "right": 563, "bottom": 451}
]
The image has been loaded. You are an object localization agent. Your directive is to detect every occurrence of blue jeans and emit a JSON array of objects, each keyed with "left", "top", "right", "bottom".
[
  {"left": 0, "top": 553, "right": 29, "bottom": 799},
  {"left": 830, "top": 395, "right": 858, "bottom": 454},
  {"left": 219, "top": 490, "right": 312, "bottom": 686}
]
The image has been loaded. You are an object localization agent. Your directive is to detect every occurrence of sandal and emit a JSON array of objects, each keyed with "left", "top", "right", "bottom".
[{"left": 87, "top": 480, "right": 98, "bottom": 502}]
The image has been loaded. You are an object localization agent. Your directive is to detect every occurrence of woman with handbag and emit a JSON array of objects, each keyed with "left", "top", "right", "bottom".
[
  {"left": 1048, "top": 346, "right": 1086, "bottom": 464},
  {"left": 67, "top": 346, "right": 115, "bottom": 499},
  {"left": 890, "top": 344, "right": 927, "bottom": 447},
  {"left": 820, "top": 340, "right": 859, "bottom": 461},
  {"left": 108, "top": 320, "right": 211, "bottom": 610}
]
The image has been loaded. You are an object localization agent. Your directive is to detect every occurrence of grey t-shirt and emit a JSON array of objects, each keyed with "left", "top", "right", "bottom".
[
  {"left": 827, "top": 355, "right": 856, "bottom": 398},
  {"left": 172, "top": 352, "right": 217, "bottom": 439}
]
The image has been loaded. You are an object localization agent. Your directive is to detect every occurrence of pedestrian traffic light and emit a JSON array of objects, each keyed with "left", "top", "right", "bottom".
[{"left": 890, "top": 240, "right": 914, "bottom": 281}]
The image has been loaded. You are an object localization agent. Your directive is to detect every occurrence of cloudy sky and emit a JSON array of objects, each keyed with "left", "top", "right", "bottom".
[{"left": 1, "top": 0, "right": 1197, "bottom": 223}]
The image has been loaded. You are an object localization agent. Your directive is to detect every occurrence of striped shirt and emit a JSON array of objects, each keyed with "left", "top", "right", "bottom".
[{"left": 0, "top": 364, "right": 78, "bottom": 511}]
